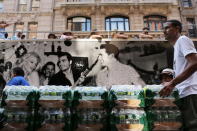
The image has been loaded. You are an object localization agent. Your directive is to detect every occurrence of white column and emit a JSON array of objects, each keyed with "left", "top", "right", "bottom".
[
  {"left": 64, "top": 16, "right": 67, "bottom": 31},
  {"left": 23, "top": 22, "right": 29, "bottom": 38},
  {"left": 27, "top": 0, "right": 32, "bottom": 11},
  {"left": 15, "top": 0, "right": 20, "bottom": 11}
]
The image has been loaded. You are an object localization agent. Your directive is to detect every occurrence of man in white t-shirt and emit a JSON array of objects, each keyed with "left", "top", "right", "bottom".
[{"left": 159, "top": 20, "right": 197, "bottom": 130}]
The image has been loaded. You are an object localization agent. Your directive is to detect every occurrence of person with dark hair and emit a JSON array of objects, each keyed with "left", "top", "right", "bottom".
[
  {"left": 48, "top": 52, "right": 75, "bottom": 86},
  {"left": 112, "top": 31, "right": 128, "bottom": 39},
  {"left": 7, "top": 67, "right": 30, "bottom": 86},
  {"left": 0, "top": 21, "right": 13, "bottom": 39},
  {"left": 48, "top": 33, "right": 57, "bottom": 39},
  {"left": 159, "top": 68, "right": 174, "bottom": 84},
  {"left": 159, "top": 19, "right": 197, "bottom": 130},
  {"left": 17, "top": 32, "right": 22, "bottom": 39},
  {"left": 12, "top": 32, "right": 23, "bottom": 40},
  {"left": 95, "top": 43, "right": 145, "bottom": 89},
  {"left": 139, "top": 27, "right": 153, "bottom": 39},
  {"left": 5, "top": 61, "right": 12, "bottom": 71},
  {"left": 4, "top": 32, "right": 8, "bottom": 39},
  {"left": 60, "top": 32, "right": 75, "bottom": 40},
  {"left": 21, "top": 34, "right": 25, "bottom": 40},
  {"left": 40, "top": 61, "right": 55, "bottom": 85},
  {"left": 89, "top": 30, "right": 103, "bottom": 40}
]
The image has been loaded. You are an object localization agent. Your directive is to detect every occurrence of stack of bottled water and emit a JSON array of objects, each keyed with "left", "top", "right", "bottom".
[
  {"left": 74, "top": 86, "right": 107, "bottom": 100},
  {"left": 0, "top": 85, "right": 183, "bottom": 130},
  {"left": 74, "top": 86, "right": 108, "bottom": 130},
  {"left": 77, "top": 108, "right": 107, "bottom": 124},
  {"left": 39, "top": 86, "right": 70, "bottom": 100},
  {"left": 110, "top": 85, "right": 143, "bottom": 100},
  {"left": 144, "top": 85, "right": 179, "bottom": 99},
  {"left": 111, "top": 108, "right": 146, "bottom": 125},
  {"left": 144, "top": 85, "right": 182, "bottom": 130},
  {"left": 0, "top": 108, "right": 5, "bottom": 127},
  {"left": 109, "top": 85, "right": 148, "bottom": 131},
  {"left": 5, "top": 108, "right": 30, "bottom": 123},
  {"left": 38, "top": 85, "right": 72, "bottom": 131},
  {"left": 3, "top": 86, "right": 38, "bottom": 101},
  {"left": 110, "top": 85, "right": 145, "bottom": 108},
  {"left": 1, "top": 86, "right": 39, "bottom": 130}
]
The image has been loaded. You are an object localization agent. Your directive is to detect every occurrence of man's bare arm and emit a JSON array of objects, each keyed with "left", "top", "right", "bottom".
[
  {"left": 160, "top": 53, "right": 197, "bottom": 97},
  {"left": 171, "top": 53, "right": 197, "bottom": 86}
]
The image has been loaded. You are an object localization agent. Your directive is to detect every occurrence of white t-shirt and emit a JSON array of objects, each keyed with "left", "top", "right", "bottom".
[
  {"left": 174, "top": 35, "right": 197, "bottom": 98},
  {"left": 96, "top": 61, "right": 145, "bottom": 89}
]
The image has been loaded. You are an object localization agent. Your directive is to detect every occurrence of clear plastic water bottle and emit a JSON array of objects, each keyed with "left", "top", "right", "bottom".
[{"left": 119, "top": 109, "right": 125, "bottom": 124}]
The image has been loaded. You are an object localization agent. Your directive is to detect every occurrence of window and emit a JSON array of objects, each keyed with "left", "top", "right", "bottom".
[
  {"left": 14, "top": 22, "right": 24, "bottom": 35},
  {"left": 67, "top": 17, "right": 91, "bottom": 31},
  {"left": 31, "top": 0, "right": 40, "bottom": 11},
  {"left": 182, "top": 0, "right": 192, "bottom": 7},
  {"left": 186, "top": 18, "right": 197, "bottom": 37},
  {"left": 19, "top": 0, "right": 27, "bottom": 11},
  {"left": 28, "top": 22, "right": 38, "bottom": 39},
  {"left": 144, "top": 15, "right": 166, "bottom": 31},
  {"left": 105, "top": 16, "right": 129, "bottom": 31},
  {"left": 0, "top": 1, "right": 3, "bottom": 12}
]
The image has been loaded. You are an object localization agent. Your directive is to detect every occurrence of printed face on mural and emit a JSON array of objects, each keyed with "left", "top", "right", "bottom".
[
  {"left": 45, "top": 64, "right": 55, "bottom": 78},
  {"left": 99, "top": 49, "right": 110, "bottom": 66},
  {"left": 23, "top": 55, "right": 39, "bottom": 73},
  {"left": 99, "top": 48, "right": 116, "bottom": 67},
  {"left": 58, "top": 56, "right": 71, "bottom": 71}
]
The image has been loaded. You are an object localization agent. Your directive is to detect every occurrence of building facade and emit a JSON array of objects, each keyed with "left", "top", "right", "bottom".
[
  {"left": 0, "top": 0, "right": 181, "bottom": 39},
  {"left": 179, "top": 0, "right": 197, "bottom": 38}
]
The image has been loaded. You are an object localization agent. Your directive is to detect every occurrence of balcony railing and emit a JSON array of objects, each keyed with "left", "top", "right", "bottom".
[
  {"left": 139, "top": 0, "right": 176, "bottom": 4},
  {"left": 61, "top": 0, "right": 177, "bottom": 5},
  {"left": 100, "top": 0, "right": 137, "bottom": 4},
  {"left": 63, "top": 0, "right": 95, "bottom": 4},
  {"left": 0, "top": 30, "right": 167, "bottom": 40},
  {"left": 100, "top": 0, "right": 177, "bottom": 4},
  {"left": 1, "top": 31, "right": 196, "bottom": 41},
  {"left": 1, "top": 30, "right": 193, "bottom": 40}
]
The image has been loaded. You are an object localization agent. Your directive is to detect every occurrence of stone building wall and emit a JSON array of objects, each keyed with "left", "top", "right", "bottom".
[
  {"left": 0, "top": 0, "right": 181, "bottom": 39},
  {"left": 179, "top": 0, "right": 197, "bottom": 37}
]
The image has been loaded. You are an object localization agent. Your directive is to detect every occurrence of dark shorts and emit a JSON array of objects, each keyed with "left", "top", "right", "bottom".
[{"left": 178, "top": 94, "right": 197, "bottom": 131}]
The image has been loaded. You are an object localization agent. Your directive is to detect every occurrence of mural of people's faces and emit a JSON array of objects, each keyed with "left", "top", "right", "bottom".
[{"left": 2, "top": 40, "right": 194, "bottom": 86}]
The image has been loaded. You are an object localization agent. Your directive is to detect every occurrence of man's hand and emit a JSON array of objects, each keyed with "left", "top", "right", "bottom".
[
  {"left": 78, "top": 73, "right": 86, "bottom": 85},
  {"left": 159, "top": 81, "right": 175, "bottom": 97}
]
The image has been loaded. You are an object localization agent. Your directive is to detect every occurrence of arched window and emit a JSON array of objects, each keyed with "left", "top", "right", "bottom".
[
  {"left": 181, "top": 0, "right": 192, "bottom": 7},
  {"left": 105, "top": 16, "right": 129, "bottom": 31},
  {"left": 67, "top": 17, "right": 91, "bottom": 31},
  {"left": 144, "top": 15, "right": 167, "bottom": 31}
]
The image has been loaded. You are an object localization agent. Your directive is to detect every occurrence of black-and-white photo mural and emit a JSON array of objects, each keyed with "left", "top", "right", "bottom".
[{"left": 1, "top": 40, "right": 196, "bottom": 88}]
